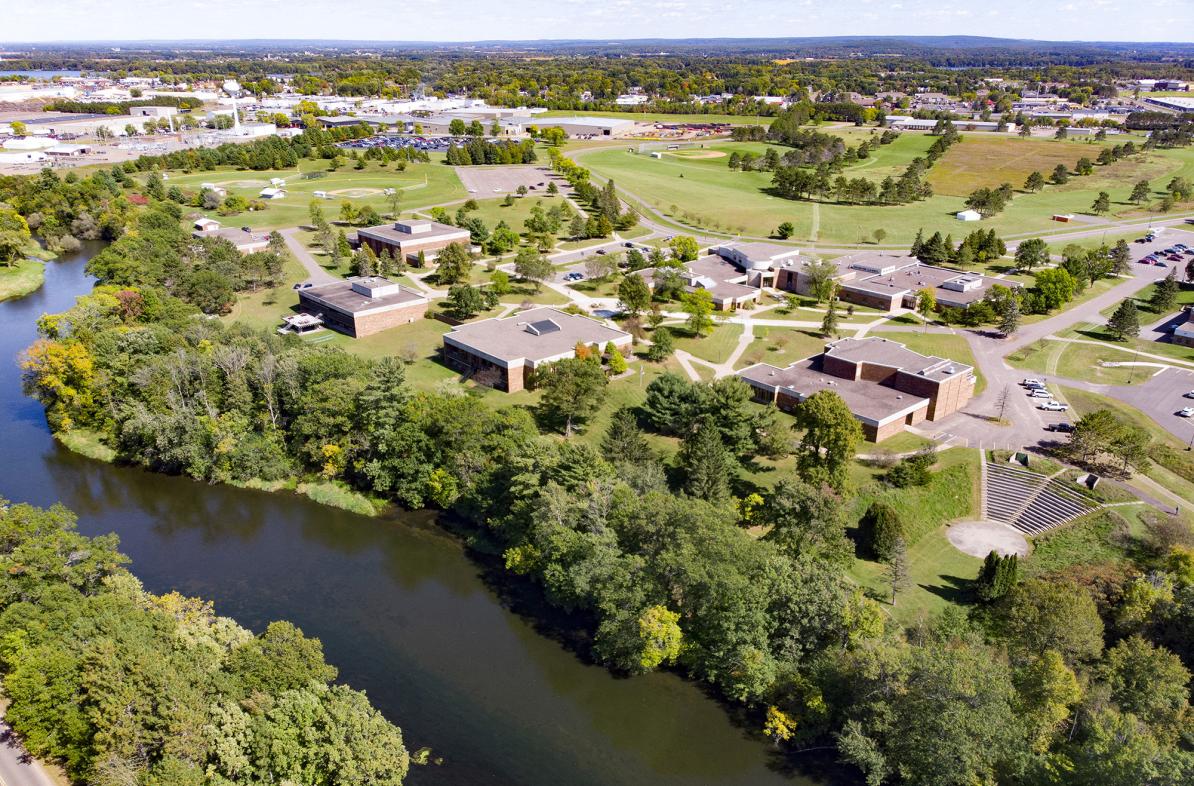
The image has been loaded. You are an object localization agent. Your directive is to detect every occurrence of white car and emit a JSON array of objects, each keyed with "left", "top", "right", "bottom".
[
  {"left": 1039, "top": 401, "right": 1069, "bottom": 411},
  {"left": 1021, "top": 378, "right": 1042, "bottom": 387},
  {"left": 1179, "top": 407, "right": 1194, "bottom": 418},
  {"left": 1184, "top": 391, "right": 1194, "bottom": 400},
  {"left": 1029, "top": 389, "right": 1053, "bottom": 398}
]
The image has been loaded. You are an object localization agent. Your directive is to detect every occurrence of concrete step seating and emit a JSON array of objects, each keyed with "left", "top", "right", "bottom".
[{"left": 984, "top": 463, "right": 1098, "bottom": 535}]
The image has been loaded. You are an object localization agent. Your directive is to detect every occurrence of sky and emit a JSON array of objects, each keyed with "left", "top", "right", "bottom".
[{"left": 3, "top": 0, "right": 1193, "bottom": 44}]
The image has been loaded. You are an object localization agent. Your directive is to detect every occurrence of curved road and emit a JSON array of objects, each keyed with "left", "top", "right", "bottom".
[{"left": 0, "top": 713, "right": 56, "bottom": 786}]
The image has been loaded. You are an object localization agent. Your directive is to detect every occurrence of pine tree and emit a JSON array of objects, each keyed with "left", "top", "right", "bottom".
[
  {"left": 998, "top": 296, "right": 1021, "bottom": 336},
  {"left": 885, "top": 538, "right": 910, "bottom": 606},
  {"left": 910, "top": 228, "right": 925, "bottom": 257},
  {"left": 821, "top": 297, "right": 840, "bottom": 337},
  {"left": 976, "top": 551, "right": 1020, "bottom": 601},
  {"left": 677, "top": 417, "right": 731, "bottom": 501},
  {"left": 1106, "top": 298, "right": 1140, "bottom": 340},
  {"left": 1130, "top": 180, "right": 1151, "bottom": 204},
  {"left": 1151, "top": 269, "right": 1179, "bottom": 313}
]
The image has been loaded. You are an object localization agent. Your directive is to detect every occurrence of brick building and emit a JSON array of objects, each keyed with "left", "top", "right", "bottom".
[
  {"left": 441, "top": 307, "right": 632, "bottom": 392},
  {"left": 356, "top": 219, "right": 471, "bottom": 264},
  {"left": 296, "top": 276, "right": 429, "bottom": 338},
  {"left": 736, "top": 336, "right": 976, "bottom": 442}
]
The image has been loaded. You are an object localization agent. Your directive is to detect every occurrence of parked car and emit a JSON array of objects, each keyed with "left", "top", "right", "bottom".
[
  {"left": 624, "top": 242, "right": 635, "bottom": 248},
  {"left": 1029, "top": 389, "right": 1053, "bottom": 398},
  {"left": 1039, "top": 401, "right": 1069, "bottom": 411},
  {"left": 595, "top": 249, "right": 607, "bottom": 255},
  {"left": 1180, "top": 407, "right": 1194, "bottom": 418},
  {"left": 1184, "top": 391, "right": 1194, "bottom": 399},
  {"left": 292, "top": 283, "right": 302, "bottom": 290},
  {"left": 1046, "top": 422, "right": 1074, "bottom": 433},
  {"left": 301, "top": 283, "right": 313, "bottom": 289},
  {"left": 241, "top": 226, "right": 252, "bottom": 232},
  {"left": 1021, "top": 378, "right": 1042, "bottom": 387}
]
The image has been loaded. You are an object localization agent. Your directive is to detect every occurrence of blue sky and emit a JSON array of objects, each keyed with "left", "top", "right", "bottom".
[{"left": 3, "top": 0, "right": 1192, "bottom": 43}]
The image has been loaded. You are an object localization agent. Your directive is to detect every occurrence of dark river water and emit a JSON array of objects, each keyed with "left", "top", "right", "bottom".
[{"left": 0, "top": 246, "right": 822, "bottom": 785}]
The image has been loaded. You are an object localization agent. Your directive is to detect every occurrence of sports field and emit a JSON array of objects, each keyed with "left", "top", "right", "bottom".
[
  {"left": 579, "top": 134, "right": 1194, "bottom": 245},
  {"left": 157, "top": 157, "right": 467, "bottom": 230}
]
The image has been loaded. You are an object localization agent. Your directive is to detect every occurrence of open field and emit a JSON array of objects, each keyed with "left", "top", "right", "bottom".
[
  {"left": 670, "top": 322, "right": 744, "bottom": 364},
  {"left": 0, "top": 260, "right": 44, "bottom": 301},
  {"left": 579, "top": 136, "right": 1194, "bottom": 245},
  {"left": 735, "top": 325, "right": 827, "bottom": 370},
  {"left": 157, "top": 157, "right": 467, "bottom": 230},
  {"left": 928, "top": 136, "right": 1122, "bottom": 196}
]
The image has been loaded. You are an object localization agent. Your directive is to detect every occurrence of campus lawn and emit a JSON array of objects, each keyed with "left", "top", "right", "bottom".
[
  {"left": 1060, "top": 385, "right": 1194, "bottom": 504},
  {"left": 157, "top": 156, "right": 467, "bottom": 231},
  {"left": 848, "top": 447, "right": 983, "bottom": 621},
  {"left": 1024, "top": 507, "right": 1144, "bottom": 577},
  {"left": 670, "top": 322, "right": 744, "bottom": 364},
  {"left": 1104, "top": 279, "right": 1194, "bottom": 319},
  {"left": 578, "top": 134, "right": 1194, "bottom": 246},
  {"left": 1059, "top": 321, "right": 1194, "bottom": 366},
  {"left": 927, "top": 135, "right": 1125, "bottom": 197},
  {"left": 877, "top": 330, "right": 987, "bottom": 395},
  {"left": 222, "top": 252, "right": 309, "bottom": 331},
  {"left": 0, "top": 260, "right": 45, "bottom": 301},
  {"left": 735, "top": 325, "right": 827, "bottom": 370},
  {"left": 1004, "top": 339, "right": 1142, "bottom": 386}
]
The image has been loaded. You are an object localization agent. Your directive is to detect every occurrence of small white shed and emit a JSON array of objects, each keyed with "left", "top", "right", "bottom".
[{"left": 956, "top": 209, "right": 982, "bottom": 221}]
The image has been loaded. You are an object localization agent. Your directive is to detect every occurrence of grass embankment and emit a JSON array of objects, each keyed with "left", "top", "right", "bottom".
[
  {"left": 0, "top": 260, "right": 45, "bottom": 301},
  {"left": 848, "top": 448, "right": 983, "bottom": 621},
  {"left": 1026, "top": 507, "right": 1144, "bottom": 577},
  {"left": 296, "top": 481, "right": 382, "bottom": 516},
  {"left": 55, "top": 428, "right": 117, "bottom": 463},
  {"left": 1061, "top": 385, "right": 1194, "bottom": 505}
]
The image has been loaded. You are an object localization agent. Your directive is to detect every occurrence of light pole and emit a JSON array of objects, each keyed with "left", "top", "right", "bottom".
[{"left": 1125, "top": 345, "right": 1142, "bottom": 384}]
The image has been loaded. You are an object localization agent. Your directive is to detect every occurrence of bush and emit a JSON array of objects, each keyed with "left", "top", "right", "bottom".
[
  {"left": 887, "top": 450, "right": 935, "bottom": 488},
  {"left": 858, "top": 502, "right": 906, "bottom": 561}
]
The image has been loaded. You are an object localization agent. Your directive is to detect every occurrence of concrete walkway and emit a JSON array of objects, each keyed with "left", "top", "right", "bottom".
[{"left": 279, "top": 227, "right": 337, "bottom": 285}]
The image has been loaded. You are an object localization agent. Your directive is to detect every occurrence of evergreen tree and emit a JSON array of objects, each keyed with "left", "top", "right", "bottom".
[
  {"left": 1130, "top": 180, "right": 1151, "bottom": 204},
  {"left": 677, "top": 417, "right": 732, "bottom": 501},
  {"left": 859, "top": 502, "right": 906, "bottom": 561},
  {"left": 1151, "top": 269, "right": 1179, "bottom": 313},
  {"left": 998, "top": 296, "right": 1021, "bottom": 337},
  {"left": 821, "top": 296, "right": 840, "bottom": 337},
  {"left": 602, "top": 407, "right": 652, "bottom": 465},
  {"left": 1024, "top": 171, "right": 1045, "bottom": 192},
  {"left": 976, "top": 551, "right": 1020, "bottom": 601},
  {"left": 646, "top": 326, "right": 674, "bottom": 361},
  {"left": 1106, "top": 298, "right": 1140, "bottom": 340},
  {"left": 1090, "top": 191, "right": 1111, "bottom": 215}
]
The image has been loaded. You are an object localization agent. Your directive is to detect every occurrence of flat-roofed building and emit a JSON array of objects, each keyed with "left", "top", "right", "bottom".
[
  {"left": 441, "top": 307, "right": 632, "bottom": 392},
  {"left": 297, "top": 276, "right": 429, "bottom": 338},
  {"left": 775, "top": 251, "right": 1007, "bottom": 313},
  {"left": 739, "top": 359, "right": 930, "bottom": 442},
  {"left": 713, "top": 241, "right": 808, "bottom": 287},
  {"left": 192, "top": 226, "right": 272, "bottom": 254},
  {"left": 636, "top": 255, "right": 761, "bottom": 311},
  {"left": 357, "top": 219, "right": 471, "bottom": 264},
  {"left": 737, "top": 335, "right": 976, "bottom": 441},
  {"left": 1172, "top": 310, "right": 1194, "bottom": 348},
  {"left": 541, "top": 116, "right": 637, "bottom": 138}
]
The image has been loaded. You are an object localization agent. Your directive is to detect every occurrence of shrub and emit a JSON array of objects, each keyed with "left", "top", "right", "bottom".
[{"left": 858, "top": 502, "right": 906, "bottom": 561}]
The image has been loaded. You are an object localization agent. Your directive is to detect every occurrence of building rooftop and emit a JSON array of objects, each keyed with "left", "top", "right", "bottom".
[
  {"left": 194, "top": 227, "right": 272, "bottom": 248},
  {"left": 444, "top": 307, "right": 631, "bottom": 367},
  {"left": 739, "top": 358, "right": 929, "bottom": 426},
  {"left": 825, "top": 336, "right": 974, "bottom": 382},
  {"left": 301, "top": 276, "right": 427, "bottom": 314},
  {"left": 719, "top": 241, "right": 805, "bottom": 262},
  {"left": 358, "top": 219, "right": 470, "bottom": 246}
]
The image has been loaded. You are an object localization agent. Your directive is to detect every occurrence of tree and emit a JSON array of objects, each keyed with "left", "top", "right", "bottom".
[
  {"left": 535, "top": 356, "right": 608, "bottom": 436},
  {"left": 448, "top": 118, "right": 466, "bottom": 136},
  {"left": 885, "top": 538, "right": 910, "bottom": 606},
  {"left": 1016, "top": 650, "right": 1082, "bottom": 753},
  {"left": 1090, "top": 191, "right": 1111, "bottom": 215},
  {"left": 434, "top": 242, "right": 472, "bottom": 285},
  {"left": 513, "top": 246, "right": 553, "bottom": 291},
  {"left": 444, "top": 284, "right": 493, "bottom": 320},
  {"left": 1130, "top": 179, "right": 1151, "bottom": 204},
  {"left": 997, "top": 295, "right": 1020, "bottom": 336},
  {"left": 1033, "top": 268, "right": 1076, "bottom": 311},
  {"left": 872, "top": 228, "right": 887, "bottom": 245},
  {"left": 776, "top": 221, "right": 795, "bottom": 239},
  {"left": 680, "top": 289, "right": 714, "bottom": 337},
  {"left": 676, "top": 416, "right": 732, "bottom": 501},
  {"left": 617, "top": 272, "right": 651, "bottom": 316},
  {"left": 858, "top": 502, "right": 906, "bottom": 560},
  {"left": 602, "top": 407, "right": 653, "bottom": 465},
  {"left": 605, "top": 342, "right": 628, "bottom": 375},
  {"left": 0, "top": 207, "right": 32, "bottom": 267},
  {"left": 637, "top": 606, "right": 682, "bottom": 669},
  {"left": 1051, "top": 163, "right": 1070, "bottom": 184},
  {"left": 916, "top": 288, "right": 936, "bottom": 330},
  {"left": 646, "top": 326, "right": 674, "bottom": 361},
  {"left": 997, "top": 579, "right": 1104, "bottom": 665},
  {"left": 759, "top": 478, "right": 851, "bottom": 566},
  {"left": 1014, "top": 238, "right": 1049, "bottom": 271},
  {"left": 976, "top": 551, "right": 1020, "bottom": 601},
  {"left": 1106, "top": 298, "right": 1140, "bottom": 340},
  {"left": 1024, "top": 170, "right": 1045, "bottom": 192},
  {"left": 1151, "top": 269, "right": 1179, "bottom": 313},
  {"left": 792, "top": 390, "right": 861, "bottom": 490},
  {"left": 668, "top": 235, "right": 699, "bottom": 262},
  {"left": 1102, "top": 635, "right": 1191, "bottom": 743},
  {"left": 821, "top": 295, "right": 840, "bottom": 338},
  {"left": 803, "top": 259, "right": 840, "bottom": 303},
  {"left": 1110, "top": 239, "right": 1133, "bottom": 275}
]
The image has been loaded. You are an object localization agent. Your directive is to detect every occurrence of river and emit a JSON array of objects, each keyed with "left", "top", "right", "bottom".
[{"left": 0, "top": 246, "right": 819, "bottom": 785}]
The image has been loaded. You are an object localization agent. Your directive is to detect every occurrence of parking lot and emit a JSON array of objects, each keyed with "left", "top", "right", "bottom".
[
  {"left": 454, "top": 165, "right": 559, "bottom": 196},
  {"left": 337, "top": 135, "right": 454, "bottom": 153}
]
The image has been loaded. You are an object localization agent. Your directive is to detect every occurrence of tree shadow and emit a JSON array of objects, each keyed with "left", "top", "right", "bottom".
[{"left": 919, "top": 574, "right": 975, "bottom": 606}]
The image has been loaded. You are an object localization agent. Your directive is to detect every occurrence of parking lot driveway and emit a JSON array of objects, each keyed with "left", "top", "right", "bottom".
[
  {"left": 454, "top": 166, "right": 558, "bottom": 195},
  {"left": 1114, "top": 366, "right": 1194, "bottom": 443}
]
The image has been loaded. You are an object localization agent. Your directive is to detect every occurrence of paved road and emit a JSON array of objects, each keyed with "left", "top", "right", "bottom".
[
  {"left": 278, "top": 227, "right": 338, "bottom": 285},
  {"left": 0, "top": 715, "right": 57, "bottom": 786}
]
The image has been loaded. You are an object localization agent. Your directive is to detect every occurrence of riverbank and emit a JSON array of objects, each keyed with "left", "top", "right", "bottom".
[{"left": 0, "top": 260, "right": 45, "bottom": 301}]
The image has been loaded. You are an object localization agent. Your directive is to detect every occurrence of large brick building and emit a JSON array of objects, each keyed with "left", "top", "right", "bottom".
[
  {"left": 441, "top": 307, "right": 632, "bottom": 392},
  {"left": 775, "top": 251, "right": 1008, "bottom": 314},
  {"left": 296, "top": 276, "right": 429, "bottom": 338},
  {"left": 737, "top": 336, "right": 976, "bottom": 441},
  {"left": 356, "top": 218, "right": 471, "bottom": 264}
]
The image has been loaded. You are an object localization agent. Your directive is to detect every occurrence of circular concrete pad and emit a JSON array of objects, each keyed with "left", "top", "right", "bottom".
[{"left": 947, "top": 520, "right": 1029, "bottom": 558}]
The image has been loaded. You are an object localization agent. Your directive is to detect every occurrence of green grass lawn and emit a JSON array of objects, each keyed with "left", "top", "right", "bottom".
[
  {"left": 878, "top": 330, "right": 987, "bottom": 395},
  {"left": 0, "top": 260, "right": 45, "bottom": 301},
  {"left": 578, "top": 137, "right": 1194, "bottom": 246},
  {"left": 848, "top": 448, "right": 983, "bottom": 621},
  {"left": 1005, "top": 339, "right": 1143, "bottom": 386},
  {"left": 1059, "top": 322, "right": 1194, "bottom": 366},
  {"left": 735, "top": 325, "right": 827, "bottom": 370},
  {"left": 1024, "top": 508, "right": 1141, "bottom": 577},
  {"left": 158, "top": 156, "right": 467, "bottom": 231},
  {"left": 671, "top": 322, "right": 744, "bottom": 364}
]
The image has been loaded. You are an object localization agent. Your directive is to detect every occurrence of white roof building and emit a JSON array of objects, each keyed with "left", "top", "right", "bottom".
[{"left": 956, "top": 210, "right": 982, "bottom": 221}]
